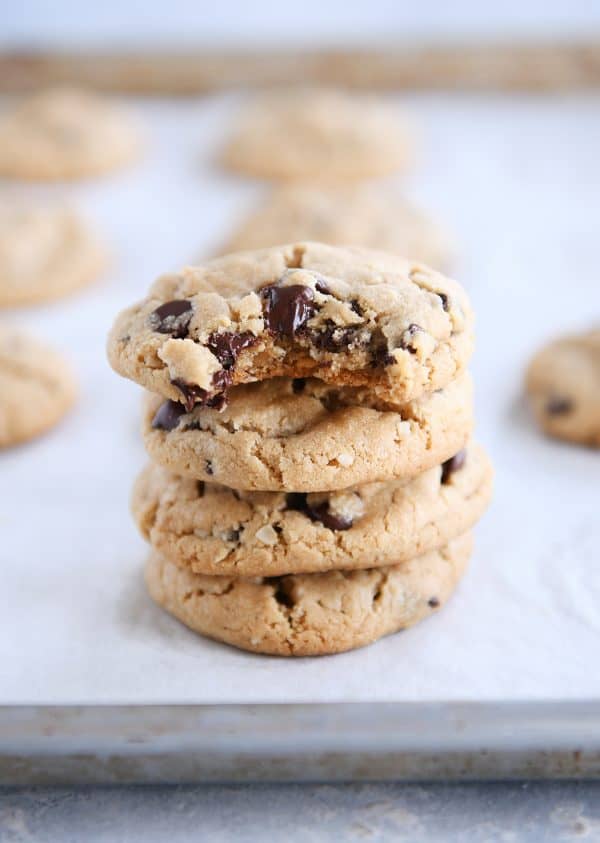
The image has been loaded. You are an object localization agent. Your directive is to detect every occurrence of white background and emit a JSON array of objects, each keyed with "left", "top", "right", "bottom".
[{"left": 3, "top": 1, "right": 600, "bottom": 46}]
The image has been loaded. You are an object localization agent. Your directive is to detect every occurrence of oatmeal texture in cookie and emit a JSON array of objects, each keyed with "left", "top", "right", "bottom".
[
  {"left": 133, "top": 443, "right": 492, "bottom": 576},
  {"left": 0, "top": 326, "right": 77, "bottom": 447},
  {"left": 145, "top": 532, "right": 472, "bottom": 656},
  {"left": 142, "top": 373, "right": 473, "bottom": 491},
  {"left": 217, "top": 185, "right": 455, "bottom": 271},
  {"left": 526, "top": 329, "right": 600, "bottom": 446},
  {"left": 0, "top": 201, "right": 107, "bottom": 306},
  {"left": 220, "top": 89, "right": 413, "bottom": 182},
  {"left": 0, "top": 87, "right": 139, "bottom": 180},
  {"left": 108, "top": 242, "right": 473, "bottom": 409}
]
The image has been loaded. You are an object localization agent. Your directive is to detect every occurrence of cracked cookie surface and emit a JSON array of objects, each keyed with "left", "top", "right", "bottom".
[
  {"left": 133, "top": 443, "right": 491, "bottom": 576},
  {"left": 108, "top": 242, "right": 473, "bottom": 408},
  {"left": 145, "top": 532, "right": 472, "bottom": 656},
  {"left": 526, "top": 329, "right": 600, "bottom": 446},
  {"left": 220, "top": 89, "right": 413, "bottom": 182},
  {"left": 0, "top": 201, "right": 107, "bottom": 306},
  {"left": 142, "top": 372, "right": 473, "bottom": 491},
  {"left": 218, "top": 186, "right": 455, "bottom": 271},
  {"left": 0, "top": 87, "right": 139, "bottom": 180},
  {"left": 0, "top": 326, "right": 77, "bottom": 447}
]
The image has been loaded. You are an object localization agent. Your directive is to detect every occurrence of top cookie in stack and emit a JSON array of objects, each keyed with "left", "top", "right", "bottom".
[
  {"left": 108, "top": 242, "right": 485, "bottom": 656},
  {"left": 109, "top": 242, "right": 472, "bottom": 422}
]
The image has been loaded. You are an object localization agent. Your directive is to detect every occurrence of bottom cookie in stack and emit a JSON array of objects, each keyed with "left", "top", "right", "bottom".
[
  {"left": 145, "top": 533, "right": 472, "bottom": 657},
  {"left": 135, "top": 443, "right": 492, "bottom": 656}
]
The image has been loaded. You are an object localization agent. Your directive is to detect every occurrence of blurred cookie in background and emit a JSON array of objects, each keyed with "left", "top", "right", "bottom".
[
  {"left": 526, "top": 329, "right": 600, "bottom": 447},
  {"left": 0, "top": 325, "right": 77, "bottom": 447},
  {"left": 0, "top": 87, "right": 140, "bottom": 180},
  {"left": 221, "top": 89, "right": 414, "bottom": 182},
  {"left": 0, "top": 200, "right": 107, "bottom": 306},
  {"left": 217, "top": 185, "right": 455, "bottom": 270}
]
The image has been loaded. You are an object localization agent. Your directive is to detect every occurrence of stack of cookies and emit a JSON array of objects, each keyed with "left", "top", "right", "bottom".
[{"left": 108, "top": 242, "right": 492, "bottom": 656}]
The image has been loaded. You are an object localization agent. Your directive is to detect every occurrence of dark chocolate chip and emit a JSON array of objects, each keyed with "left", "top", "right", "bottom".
[
  {"left": 398, "top": 323, "right": 422, "bottom": 354},
  {"left": 151, "top": 400, "right": 186, "bottom": 431},
  {"left": 226, "top": 528, "right": 241, "bottom": 542},
  {"left": 428, "top": 597, "right": 440, "bottom": 608},
  {"left": 285, "top": 492, "right": 353, "bottom": 530},
  {"left": 207, "top": 331, "right": 257, "bottom": 370},
  {"left": 148, "top": 300, "right": 193, "bottom": 338},
  {"left": 546, "top": 396, "right": 574, "bottom": 416},
  {"left": 311, "top": 323, "right": 366, "bottom": 354},
  {"left": 315, "top": 280, "right": 331, "bottom": 295},
  {"left": 292, "top": 378, "right": 306, "bottom": 394},
  {"left": 308, "top": 502, "right": 353, "bottom": 531},
  {"left": 438, "top": 293, "right": 449, "bottom": 312},
  {"left": 265, "top": 578, "right": 295, "bottom": 609},
  {"left": 196, "top": 481, "right": 205, "bottom": 497},
  {"left": 273, "top": 523, "right": 283, "bottom": 534},
  {"left": 372, "top": 347, "right": 396, "bottom": 368},
  {"left": 261, "top": 284, "right": 316, "bottom": 337},
  {"left": 205, "top": 460, "right": 214, "bottom": 476},
  {"left": 350, "top": 299, "right": 364, "bottom": 316},
  {"left": 441, "top": 450, "right": 467, "bottom": 484}
]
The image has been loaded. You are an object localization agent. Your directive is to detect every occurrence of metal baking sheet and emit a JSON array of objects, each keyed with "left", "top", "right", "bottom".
[{"left": 1, "top": 93, "right": 599, "bottom": 780}]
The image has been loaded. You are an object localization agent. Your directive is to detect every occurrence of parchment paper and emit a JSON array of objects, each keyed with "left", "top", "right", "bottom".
[{"left": 2, "top": 94, "right": 599, "bottom": 704}]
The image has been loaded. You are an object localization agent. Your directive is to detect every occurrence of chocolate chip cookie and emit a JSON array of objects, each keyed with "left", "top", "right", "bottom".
[
  {"left": 221, "top": 89, "right": 413, "bottom": 182},
  {"left": 145, "top": 532, "right": 472, "bottom": 656},
  {"left": 108, "top": 242, "right": 473, "bottom": 409},
  {"left": 142, "top": 372, "right": 473, "bottom": 491},
  {"left": 0, "top": 326, "right": 77, "bottom": 447},
  {"left": 0, "top": 201, "right": 107, "bottom": 306},
  {"left": 0, "top": 87, "right": 140, "bottom": 181},
  {"left": 526, "top": 329, "right": 600, "bottom": 446},
  {"left": 218, "top": 186, "right": 455, "bottom": 271},
  {"left": 133, "top": 442, "right": 491, "bottom": 576}
]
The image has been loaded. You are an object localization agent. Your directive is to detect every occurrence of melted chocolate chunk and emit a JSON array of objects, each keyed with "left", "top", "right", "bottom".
[
  {"left": 171, "top": 379, "right": 208, "bottom": 412},
  {"left": 207, "top": 331, "right": 257, "bottom": 370},
  {"left": 261, "top": 284, "right": 316, "bottom": 337},
  {"left": 172, "top": 379, "right": 227, "bottom": 412},
  {"left": 226, "top": 528, "right": 241, "bottom": 542},
  {"left": 441, "top": 450, "right": 467, "bottom": 484},
  {"left": 148, "top": 300, "right": 193, "bottom": 338},
  {"left": 438, "top": 293, "right": 449, "bottom": 312},
  {"left": 285, "top": 492, "right": 353, "bottom": 531},
  {"left": 151, "top": 400, "right": 186, "bottom": 431},
  {"left": 428, "top": 597, "right": 440, "bottom": 608},
  {"left": 546, "top": 396, "right": 574, "bottom": 415},
  {"left": 350, "top": 299, "right": 364, "bottom": 316},
  {"left": 315, "top": 280, "right": 331, "bottom": 295},
  {"left": 292, "top": 378, "right": 306, "bottom": 394}
]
